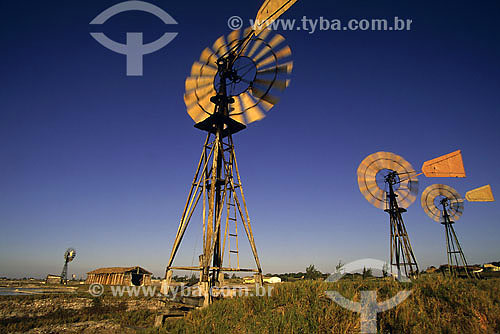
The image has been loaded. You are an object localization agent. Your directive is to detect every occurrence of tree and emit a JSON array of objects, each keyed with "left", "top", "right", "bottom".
[
  {"left": 187, "top": 274, "right": 198, "bottom": 285},
  {"left": 305, "top": 264, "right": 322, "bottom": 280},
  {"left": 335, "top": 260, "right": 345, "bottom": 272},
  {"left": 362, "top": 267, "right": 373, "bottom": 279},
  {"left": 382, "top": 263, "right": 389, "bottom": 277},
  {"left": 173, "top": 275, "right": 187, "bottom": 282}
]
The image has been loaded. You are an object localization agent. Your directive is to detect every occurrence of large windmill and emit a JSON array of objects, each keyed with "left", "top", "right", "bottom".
[
  {"left": 357, "top": 150, "right": 466, "bottom": 279},
  {"left": 421, "top": 184, "right": 494, "bottom": 278},
  {"left": 163, "top": 0, "right": 298, "bottom": 306}
]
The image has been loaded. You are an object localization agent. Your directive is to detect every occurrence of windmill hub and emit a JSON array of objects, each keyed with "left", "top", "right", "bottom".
[
  {"left": 209, "top": 95, "right": 234, "bottom": 108},
  {"left": 439, "top": 197, "right": 449, "bottom": 207},
  {"left": 384, "top": 171, "right": 399, "bottom": 186}
]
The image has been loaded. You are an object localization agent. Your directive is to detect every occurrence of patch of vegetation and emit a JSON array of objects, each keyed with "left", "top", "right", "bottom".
[
  {"left": 0, "top": 295, "right": 156, "bottom": 333},
  {"left": 2, "top": 277, "right": 499, "bottom": 333},
  {"left": 158, "top": 276, "right": 500, "bottom": 334}
]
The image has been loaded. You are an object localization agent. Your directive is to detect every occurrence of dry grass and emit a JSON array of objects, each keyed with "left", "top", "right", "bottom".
[
  {"left": 159, "top": 275, "right": 500, "bottom": 334},
  {"left": 1, "top": 276, "right": 499, "bottom": 333}
]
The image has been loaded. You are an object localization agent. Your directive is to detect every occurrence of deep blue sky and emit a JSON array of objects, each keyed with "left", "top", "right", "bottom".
[{"left": 1, "top": 1, "right": 499, "bottom": 279}]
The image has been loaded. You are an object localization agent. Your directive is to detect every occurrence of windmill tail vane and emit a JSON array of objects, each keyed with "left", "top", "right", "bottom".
[
  {"left": 465, "top": 184, "right": 494, "bottom": 202},
  {"left": 421, "top": 150, "right": 466, "bottom": 178}
]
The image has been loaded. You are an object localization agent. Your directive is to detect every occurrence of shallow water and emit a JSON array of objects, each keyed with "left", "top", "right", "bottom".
[{"left": 0, "top": 288, "right": 31, "bottom": 296}]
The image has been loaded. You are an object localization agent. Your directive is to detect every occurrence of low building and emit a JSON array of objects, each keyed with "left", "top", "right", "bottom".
[
  {"left": 85, "top": 266, "right": 152, "bottom": 286},
  {"left": 243, "top": 276, "right": 255, "bottom": 284},
  {"left": 484, "top": 263, "right": 500, "bottom": 272},
  {"left": 263, "top": 276, "right": 281, "bottom": 284},
  {"left": 46, "top": 274, "right": 61, "bottom": 284},
  {"left": 244, "top": 276, "right": 281, "bottom": 284},
  {"left": 425, "top": 266, "right": 438, "bottom": 273}
]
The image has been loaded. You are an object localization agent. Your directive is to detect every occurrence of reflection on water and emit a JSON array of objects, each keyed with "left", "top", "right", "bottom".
[{"left": 0, "top": 287, "right": 76, "bottom": 295}]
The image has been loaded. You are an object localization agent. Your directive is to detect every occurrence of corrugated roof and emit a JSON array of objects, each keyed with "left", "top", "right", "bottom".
[{"left": 87, "top": 266, "right": 152, "bottom": 275}]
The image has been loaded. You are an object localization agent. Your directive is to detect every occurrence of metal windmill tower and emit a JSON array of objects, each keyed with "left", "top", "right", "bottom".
[
  {"left": 61, "top": 248, "right": 76, "bottom": 284},
  {"left": 163, "top": 0, "right": 298, "bottom": 306},
  {"left": 421, "top": 184, "right": 494, "bottom": 278},
  {"left": 357, "top": 152, "right": 420, "bottom": 278},
  {"left": 357, "top": 150, "right": 467, "bottom": 279}
]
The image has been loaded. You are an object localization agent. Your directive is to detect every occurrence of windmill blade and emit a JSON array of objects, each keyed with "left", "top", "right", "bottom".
[
  {"left": 366, "top": 189, "right": 385, "bottom": 209},
  {"left": 247, "top": 29, "right": 272, "bottom": 58},
  {"left": 422, "top": 150, "right": 466, "bottom": 178},
  {"left": 369, "top": 152, "right": 388, "bottom": 171},
  {"left": 240, "top": 92, "right": 265, "bottom": 123},
  {"left": 199, "top": 47, "right": 218, "bottom": 65},
  {"left": 252, "top": 34, "right": 286, "bottom": 62},
  {"left": 257, "top": 61, "right": 293, "bottom": 75},
  {"left": 187, "top": 103, "right": 210, "bottom": 123},
  {"left": 227, "top": 29, "right": 241, "bottom": 47},
  {"left": 229, "top": 96, "right": 245, "bottom": 124},
  {"left": 245, "top": 106, "right": 266, "bottom": 123},
  {"left": 184, "top": 91, "right": 212, "bottom": 112},
  {"left": 250, "top": 86, "right": 280, "bottom": 105},
  {"left": 359, "top": 179, "right": 381, "bottom": 197},
  {"left": 256, "top": 46, "right": 292, "bottom": 69},
  {"left": 254, "top": 0, "right": 299, "bottom": 31},
  {"left": 191, "top": 62, "right": 217, "bottom": 76},
  {"left": 197, "top": 95, "right": 214, "bottom": 111},
  {"left": 465, "top": 184, "right": 495, "bottom": 202},
  {"left": 212, "top": 36, "right": 228, "bottom": 58},
  {"left": 236, "top": 27, "right": 254, "bottom": 56},
  {"left": 184, "top": 85, "right": 215, "bottom": 107},
  {"left": 185, "top": 76, "right": 214, "bottom": 92},
  {"left": 254, "top": 77, "right": 288, "bottom": 91},
  {"left": 65, "top": 248, "right": 76, "bottom": 262}
]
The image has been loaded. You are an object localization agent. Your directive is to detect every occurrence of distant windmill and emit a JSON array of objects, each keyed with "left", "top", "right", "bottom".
[
  {"left": 421, "top": 184, "right": 494, "bottom": 278},
  {"left": 61, "top": 248, "right": 76, "bottom": 284},
  {"left": 357, "top": 150, "right": 466, "bottom": 279}
]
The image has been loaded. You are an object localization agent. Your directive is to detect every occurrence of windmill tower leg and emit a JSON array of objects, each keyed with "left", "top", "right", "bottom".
[
  {"left": 441, "top": 204, "right": 471, "bottom": 278},
  {"left": 60, "top": 260, "right": 68, "bottom": 284},
  {"left": 163, "top": 130, "right": 263, "bottom": 306},
  {"left": 386, "top": 182, "right": 419, "bottom": 278}
]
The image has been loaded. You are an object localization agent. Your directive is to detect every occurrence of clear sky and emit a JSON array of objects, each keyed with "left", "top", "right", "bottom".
[{"left": 1, "top": 1, "right": 499, "bottom": 279}]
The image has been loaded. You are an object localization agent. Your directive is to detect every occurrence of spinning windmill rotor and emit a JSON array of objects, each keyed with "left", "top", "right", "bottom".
[
  {"left": 164, "top": 0, "right": 298, "bottom": 306},
  {"left": 61, "top": 248, "right": 76, "bottom": 284},
  {"left": 358, "top": 152, "right": 419, "bottom": 210},
  {"left": 421, "top": 184, "right": 464, "bottom": 223},
  {"left": 357, "top": 149, "right": 467, "bottom": 278},
  {"left": 184, "top": 27, "right": 292, "bottom": 126},
  {"left": 421, "top": 184, "right": 494, "bottom": 277}
]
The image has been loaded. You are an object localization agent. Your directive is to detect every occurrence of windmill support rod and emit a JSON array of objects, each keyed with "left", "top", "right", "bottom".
[
  {"left": 386, "top": 181, "right": 419, "bottom": 278},
  {"left": 168, "top": 266, "right": 259, "bottom": 272},
  {"left": 441, "top": 202, "right": 472, "bottom": 278},
  {"left": 165, "top": 136, "right": 215, "bottom": 271}
]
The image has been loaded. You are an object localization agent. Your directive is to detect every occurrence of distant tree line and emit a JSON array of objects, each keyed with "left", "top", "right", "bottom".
[{"left": 267, "top": 263, "right": 381, "bottom": 282}]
